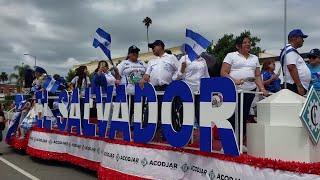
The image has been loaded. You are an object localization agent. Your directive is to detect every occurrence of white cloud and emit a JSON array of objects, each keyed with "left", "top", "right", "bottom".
[
  {"left": 90, "top": 0, "right": 158, "bottom": 15},
  {"left": 1, "top": 0, "right": 320, "bottom": 77}
]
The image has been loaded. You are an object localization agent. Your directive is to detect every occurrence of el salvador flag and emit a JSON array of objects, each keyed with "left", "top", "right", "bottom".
[
  {"left": 183, "top": 29, "right": 211, "bottom": 61},
  {"left": 43, "top": 76, "right": 61, "bottom": 93},
  {"left": 93, "top": 28, "right": 112, "bottom": 60}
]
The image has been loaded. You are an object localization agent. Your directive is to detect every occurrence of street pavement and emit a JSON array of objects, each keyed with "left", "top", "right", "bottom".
[{"left": 0, "top": 140, "right": 97, "bottom": 180}]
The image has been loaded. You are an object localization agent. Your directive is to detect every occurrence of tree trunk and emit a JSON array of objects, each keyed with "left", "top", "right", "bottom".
[{"left": 147, "top": 27, "right": 149, "bottom": 52}]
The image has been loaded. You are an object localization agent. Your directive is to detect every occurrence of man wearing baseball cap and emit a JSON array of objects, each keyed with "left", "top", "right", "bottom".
[
  {"left": 139, "top": 40, "right": 179, "bottom": 136},
  {"left": 140, "top": 40, "right": 179, "bottom": 90},
  {"left": 307, "top": 48, "right": 320, "bottom": 89},
  {"left": 280, "top": 29, "right": 311, "bottom": 95}
]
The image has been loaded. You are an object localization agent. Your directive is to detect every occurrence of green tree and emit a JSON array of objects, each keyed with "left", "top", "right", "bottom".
[
  {"left": 207, "top": 30, "right": 264, "bottom": 76},
  {"left": 143, "top": 16, "right": 152, "bottom": 52},
  {"left": 10, "top": 64, "right": 31, "bottom": 90},
  {"left": 65, "top": 69, "right": 76, "bottom": 82},
  {"left": 0, "top": 72, "right": 8, "bottom": 83}
]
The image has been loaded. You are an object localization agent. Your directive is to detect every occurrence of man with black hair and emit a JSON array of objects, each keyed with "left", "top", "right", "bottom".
[
  {"left": 140, "top": 40, "right": 179, "bottom": 90},
  {"left": 140, "top": 40, "right": 179, "bottom": 134}
]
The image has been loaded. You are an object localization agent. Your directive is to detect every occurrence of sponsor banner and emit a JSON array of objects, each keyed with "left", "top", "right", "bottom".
[{"left": 28, "top": 130, "right": 320, "bottom": 180}]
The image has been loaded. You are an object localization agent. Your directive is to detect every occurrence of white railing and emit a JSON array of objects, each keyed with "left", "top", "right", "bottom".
[{"left": 237, "top": 90, "right": 273, "bottom": 153}]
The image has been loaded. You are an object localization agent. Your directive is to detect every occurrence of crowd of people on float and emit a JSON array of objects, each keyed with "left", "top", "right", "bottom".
[{"left": 3, "top": 28, "right": 320, "bottom": 146}]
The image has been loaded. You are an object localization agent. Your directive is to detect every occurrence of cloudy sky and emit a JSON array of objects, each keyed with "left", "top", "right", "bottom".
[{"left": 0, "top": 0, "right": 319, "bottom": 77}]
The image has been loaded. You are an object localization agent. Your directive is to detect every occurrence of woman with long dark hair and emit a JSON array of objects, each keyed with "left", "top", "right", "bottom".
[
  {"left": 71, "top": 65, "right": 90, "bottom": 90},
  {"left": 92, "top": 60, "right": 119, "bottom": 89}
]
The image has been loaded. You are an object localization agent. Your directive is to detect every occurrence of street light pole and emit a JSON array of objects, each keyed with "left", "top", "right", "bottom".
[
  {"left": 283, "top": 0, "right": 287, "bottom": 89},
  {"left": 23, "top": 53, "right": 36, "bottom": 67}
]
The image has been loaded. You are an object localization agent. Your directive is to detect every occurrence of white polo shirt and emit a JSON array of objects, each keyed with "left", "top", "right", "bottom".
[
  {"left": 173, "top": 55, "right": 209, "bottom": 92},
  {"left": 223, "top": 51, "right": 260, "bottom": 90},
  {"left": 281, "top": 44, "right": 311, "bottom": 89},
  {"left": 145, "top": 53, "right": 179, "bottom": 86},
  {"left": 117, "top": 59, "right": 146, "bottom": 94}
]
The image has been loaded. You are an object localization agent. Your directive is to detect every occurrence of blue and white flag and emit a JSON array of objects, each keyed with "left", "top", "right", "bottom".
[
  {"left": 14, "top": 94, "right": 25, "bottom": 109},
  {"left": 43, "top": 76, "right": 61, "bottom": 93},
  {"left": 183, "top": 29, "right": 211, "bottom": 61},
  {"left": 93, "top": 28, "right": 112, "bottom": 60}
]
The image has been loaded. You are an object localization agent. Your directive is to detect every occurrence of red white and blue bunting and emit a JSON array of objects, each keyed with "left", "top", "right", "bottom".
[{"left": 13, "top": 128, "right": 319, "bottom": 180}]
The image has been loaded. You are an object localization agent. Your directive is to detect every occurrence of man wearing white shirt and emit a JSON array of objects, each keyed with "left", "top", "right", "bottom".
[
  {"left": 140, "top": 40, "right": 179, "bottom": 135},
  {"left": 140, "top": 40, "right": 179, "bottom": 90},
  {"left": 280, "top": 29, "right": 311, "bottom": 95}
]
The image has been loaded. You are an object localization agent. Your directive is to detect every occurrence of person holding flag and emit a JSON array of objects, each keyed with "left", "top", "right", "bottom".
[
  {"left": 174, "top": 29, "right": 211, "bottom": 93},
  {"left": 92, "top": 28, "right": 120, "bottom": 88},
  {"left": 173, "top": 29, "right": 211, "bottom": 128}
]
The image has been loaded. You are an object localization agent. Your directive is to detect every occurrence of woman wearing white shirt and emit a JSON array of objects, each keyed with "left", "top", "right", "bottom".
[
  {"left": 71, "top": 65, "right": 91, "bottom": 91},
  {"left": 117, "top": 46, "right": 146, "bottom": 95},
  {"left": 173, "top": 55, "right": 210, "bottom": 92},
  {"left": 220, "top": 34, "right": 267, "bottom": 138},
  {"left": 117, "top": 45, "right": 146, "bottom": 125},
  {"left": 173, "top": 55, "right": 210, "bottom": 128}
]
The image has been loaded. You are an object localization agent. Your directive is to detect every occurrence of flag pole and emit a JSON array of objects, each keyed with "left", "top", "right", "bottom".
[{"left": 283, "top": 0, "right": 287, "bottom": 89}]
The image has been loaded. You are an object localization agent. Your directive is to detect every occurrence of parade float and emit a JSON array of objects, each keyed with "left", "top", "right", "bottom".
[{"left": 5, "top": 77, "right": 320, "bottom": 180}]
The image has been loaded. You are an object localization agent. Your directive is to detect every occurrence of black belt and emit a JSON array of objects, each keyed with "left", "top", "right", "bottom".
[{"left": 154, "top": 85, "right": 168, "bottom": 91}]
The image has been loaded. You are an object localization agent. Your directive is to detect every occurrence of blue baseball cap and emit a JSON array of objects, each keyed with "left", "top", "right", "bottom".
[
  {"left": 288, "top": 29, "right": 308, "bottom": 38},
  {"left": 34, "top": 66, "right": 47, "bottom": 74},
  {"left": 308, "top": 48, "right": 320, "bottom": 58}
]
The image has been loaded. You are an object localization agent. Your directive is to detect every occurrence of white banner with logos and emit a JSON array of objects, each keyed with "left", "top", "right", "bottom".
[{"left": 28, "top": 131, "right": 319, "bottom": 180}]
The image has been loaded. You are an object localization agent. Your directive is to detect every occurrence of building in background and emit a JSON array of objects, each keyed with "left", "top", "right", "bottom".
[
  {"left": 0, "top": 83, "right": 17, "bottom": 100},
  {"left": 74, "top": 46, "right": 182, "bottom": 73}
]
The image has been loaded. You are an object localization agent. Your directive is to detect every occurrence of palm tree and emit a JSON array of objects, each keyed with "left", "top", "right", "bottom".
[
  {"left": 10, "top": 64, "right": 31, "bottom": 91},
  {"left": 0, "top": 72, "right": 8, "bottom": 83},
  {"left": 143, "top": 16, "right": 152, "bottom": 52}
]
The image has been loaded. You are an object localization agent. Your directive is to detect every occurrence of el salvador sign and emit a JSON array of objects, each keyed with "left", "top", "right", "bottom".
[{"left": 34, "top": 77, "right": 240, "bottom": 156}]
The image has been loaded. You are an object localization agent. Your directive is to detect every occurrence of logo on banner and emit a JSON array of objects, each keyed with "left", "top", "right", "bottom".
[
  {"left": 116, "top": 154, "right": 120, "bottom": 162},
  {"left": 300, "top": 86, "right": 320, "bottom": 144},
  {"left": 181, "top": 163, "right": 189, "bottom": 173},
  {"left": 208, "top": 170, "right": 216, "bottom": 180},
  {"left": 141, "top": 158, "right": 148, "bottom": 167}
]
